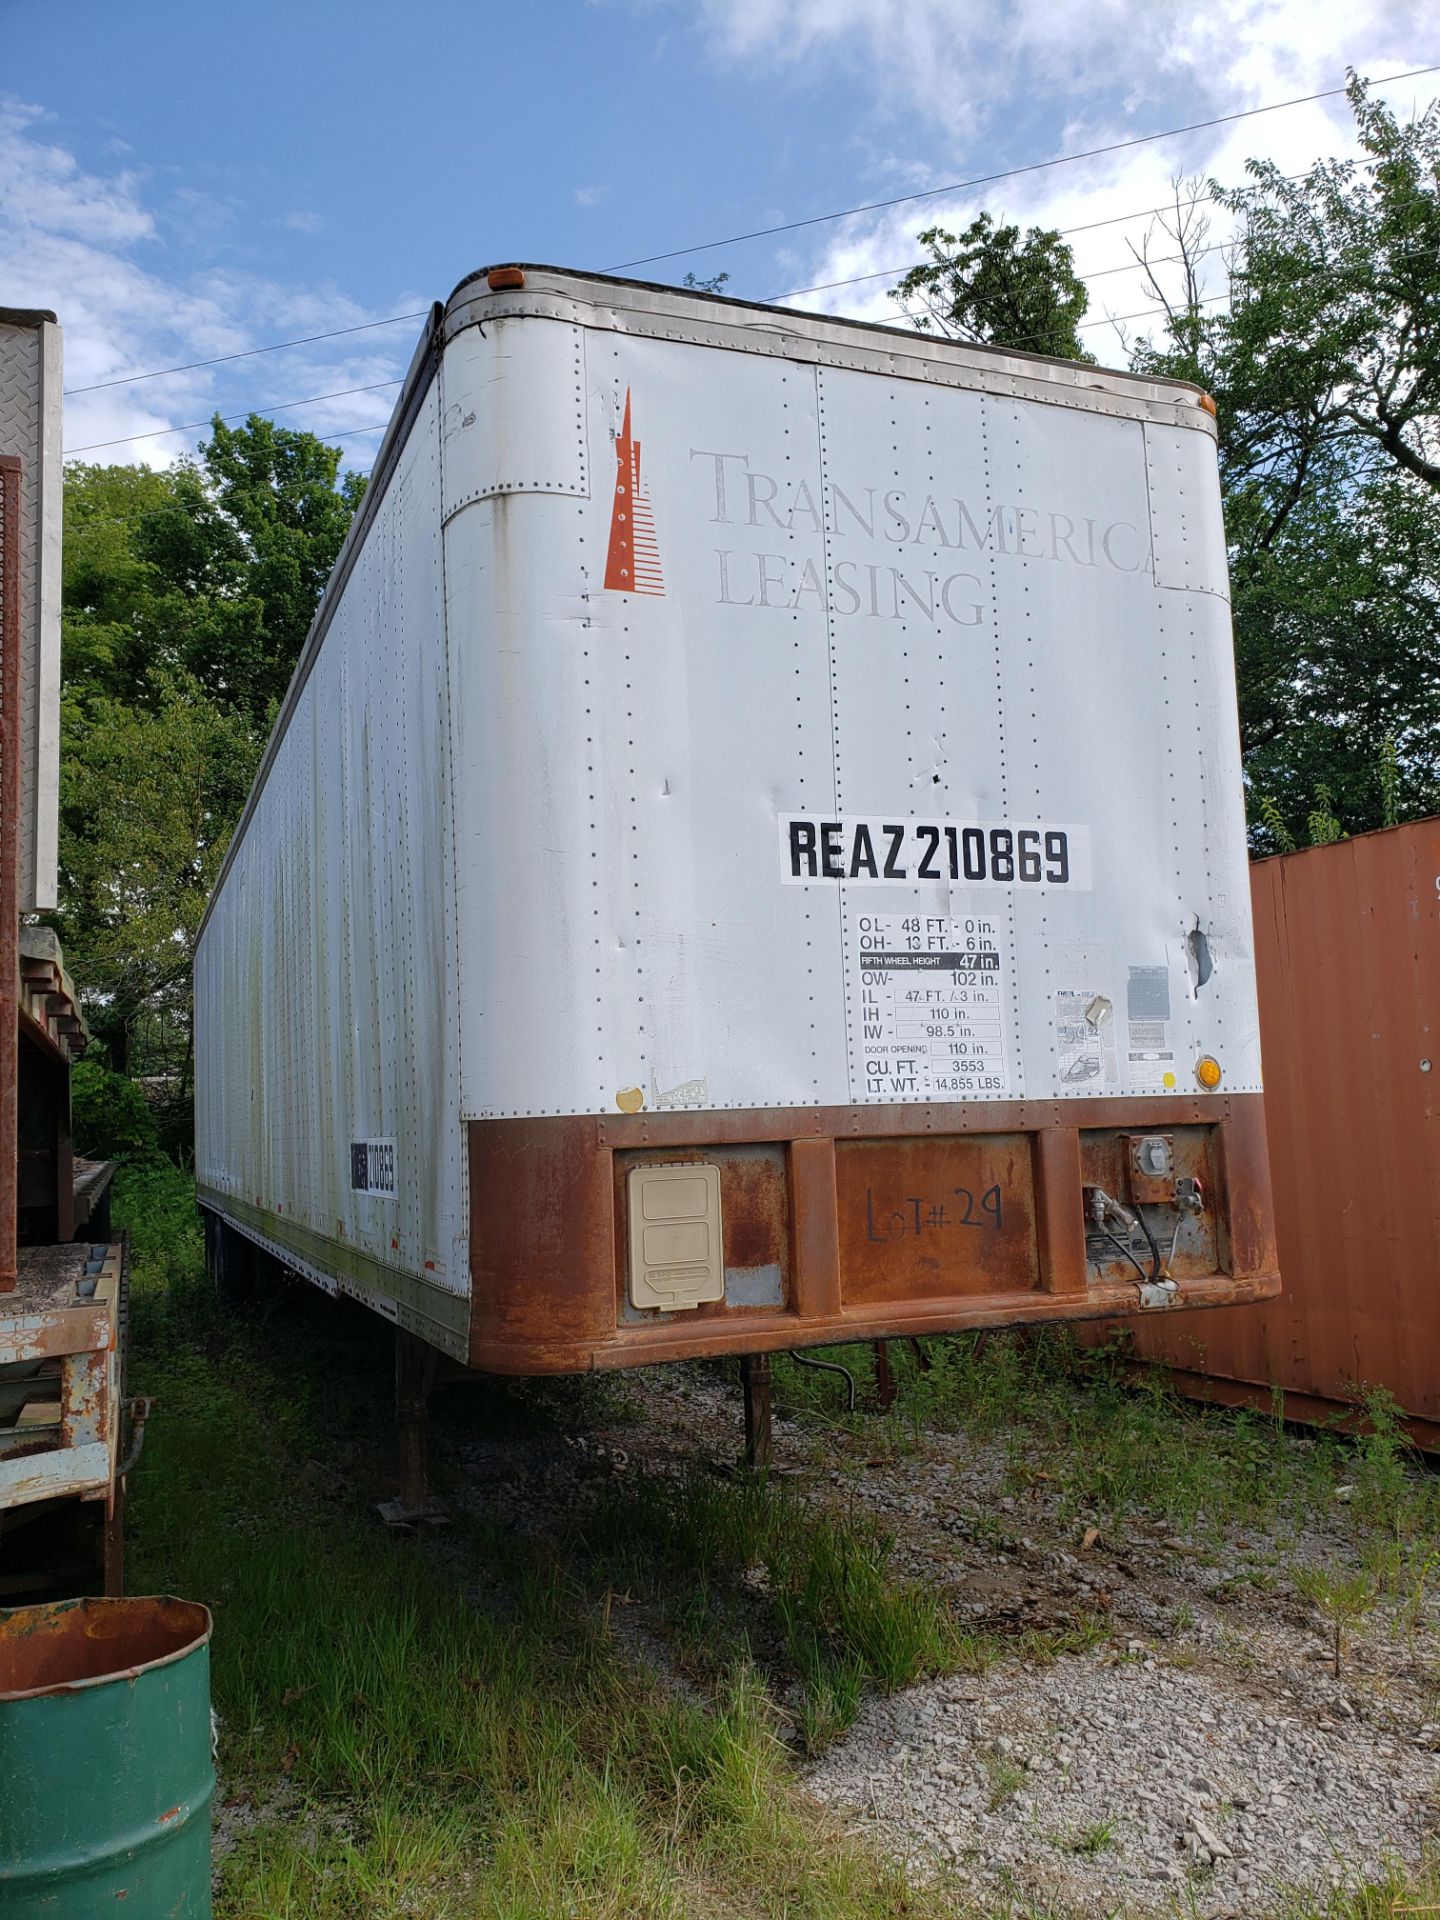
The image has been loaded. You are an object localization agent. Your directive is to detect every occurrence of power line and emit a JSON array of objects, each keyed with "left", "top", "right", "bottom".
[
  {"left": 64, "top": 67, "right": 1397, "bottom": 412},
  {"left": 771, "top": 237, "right": 1231, "bottom": 306},
  {"left": 63, "top": 312, "right": 428, "bottom": 397},
  {"left": 62, "top": 66, "right": 1435, "bottom": 405},
  {"left": 63, "top": 381, "right": 402, "bottom": 457},
  {"left": 70, "top": 190, "right": 1208, "bottom": 403},
  {"left": 604, "top": 63, "right": 1440, "bottom": 273}
]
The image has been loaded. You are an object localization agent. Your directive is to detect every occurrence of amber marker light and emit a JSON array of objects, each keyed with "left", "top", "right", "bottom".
[
  {"left": 1195, "top": 1054, "right": 1223, "bottom": 1090},
  {"left": 1198, "top": 393, "right": 1218, "bottom": 416},
  {"left": 487, "top": 266, "right": 526, "bottom": 291}
]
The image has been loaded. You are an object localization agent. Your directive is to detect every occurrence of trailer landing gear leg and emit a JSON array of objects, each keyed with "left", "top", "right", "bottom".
[
  {"left": 379, "top": 1331, "right": 446, "bottom": 1530},
  {"left": 872, "top": 1340, "right": 897, "bottom": 1413},
  {"left": 740, "top": 1353, "right": 773, "bottom": 1473}
]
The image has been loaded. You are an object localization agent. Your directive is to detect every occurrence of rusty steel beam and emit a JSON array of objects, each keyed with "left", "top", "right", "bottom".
[
  {"left": 0, "top": 457, "right": 20, "bottom": 1294},
  {"left": 465, "top": 1096, "right": 1278, "bottom": 1376}
]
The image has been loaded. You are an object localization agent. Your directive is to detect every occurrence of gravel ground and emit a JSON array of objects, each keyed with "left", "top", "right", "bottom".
[{"left": 438, "top": 1359, "right": 1440, "bottom": 1917}]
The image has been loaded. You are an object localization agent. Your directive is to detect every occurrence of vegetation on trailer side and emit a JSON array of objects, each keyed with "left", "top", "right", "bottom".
[{"left": 117, "top": 1165, "right": 1440, "bottom": 1918}]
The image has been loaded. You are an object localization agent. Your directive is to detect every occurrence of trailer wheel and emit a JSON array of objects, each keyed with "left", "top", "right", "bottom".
[{"left": 203, "top": 1208, "right": 256, "bottom": 1306}]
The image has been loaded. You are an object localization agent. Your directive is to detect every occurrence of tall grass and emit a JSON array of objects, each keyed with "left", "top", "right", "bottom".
[
  {"left": 113, "top": 1168, "right": 1440, "bottom": 1917},
  {"left": 117, "top": 1170, "right": 955, "bottom": 1919}
]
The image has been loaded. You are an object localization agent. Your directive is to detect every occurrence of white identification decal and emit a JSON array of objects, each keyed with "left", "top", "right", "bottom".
[
  {"left": 349, "top": 1139, "right": 396, "bottom": 1197},
  {"left": 780, "top": 815, "right": 1090, "bottom": 888},
  {"left": 852, "top": 913, "right": 1011, "bottom": 1099}
]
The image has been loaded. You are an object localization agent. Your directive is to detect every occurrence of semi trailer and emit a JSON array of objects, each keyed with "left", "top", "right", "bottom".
[{"left": 193, "top": 265, "right": 1278, "bottom": 1499}]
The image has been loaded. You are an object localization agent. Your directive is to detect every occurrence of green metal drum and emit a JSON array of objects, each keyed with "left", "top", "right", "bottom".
[{"left": 0, "top": 1595, "right": 213, "bottom": 1916}]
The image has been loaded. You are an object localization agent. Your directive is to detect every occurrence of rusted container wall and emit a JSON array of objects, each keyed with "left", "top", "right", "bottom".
[{"left": 1107, "top": 819, "right": 1440, "bottom": 1437}]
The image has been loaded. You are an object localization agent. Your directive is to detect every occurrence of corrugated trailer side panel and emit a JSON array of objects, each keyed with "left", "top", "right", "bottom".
[
  {"left": 195, "top": 378, "right": 469, "bottom": 1358},
  {"left": 1099, "top": 820, "right": 1440, "bottom": 1435}
]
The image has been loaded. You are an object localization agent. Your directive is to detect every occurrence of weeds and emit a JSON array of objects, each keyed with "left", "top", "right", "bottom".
[
  {"left": 115, "top": 1170, "right": 1440, "bottom": 1920},
  {"left": 120, "top": 1177, "right": 952, "bottom": 1920},
  {"left": 577, "top": 1464, "right": 964, "bottom": 1748},
  {"left": 1064, "top": 1816, "right": 1117, "bottom": 1856},
  {"left": 983, "top": 1754, "right": 1027, "bottom": 1809},
  {"left": 1293, "top": 1565, "right": 1378, "bottom": 1678}
]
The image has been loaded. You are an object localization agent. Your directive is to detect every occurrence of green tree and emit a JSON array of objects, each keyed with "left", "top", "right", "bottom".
[
  {"left": 56, "top": 668, "right": 258, "bottom": 1080},
  {"left": 63, "top": 416, "right": 364, "bottom": 728},
  {"left": 55, "top": 418, "right": 364, "bottom": 1111},
  {"left": 892, "top": 214, "right": 1092, "bottom": 361},
  {"left": 1128, "top": 77, "right": 1440, "bottom": 845}
]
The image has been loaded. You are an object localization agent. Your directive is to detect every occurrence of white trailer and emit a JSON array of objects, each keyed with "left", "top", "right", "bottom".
[{"left": 195, "top": 267, "right": 1277, "bottom": 1475}]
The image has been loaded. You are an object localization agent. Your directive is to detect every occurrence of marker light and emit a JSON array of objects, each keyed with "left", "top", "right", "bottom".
[
  {"left": 487, "top": 266, "right": 526, "bottom": 291},
  {"left": 1195, "top": 1054, "right": 1223, "bottom": 1090}
]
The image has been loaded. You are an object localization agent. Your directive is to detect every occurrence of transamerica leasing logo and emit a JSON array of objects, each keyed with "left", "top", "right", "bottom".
[{"left": 603, "top": 389, "right": 665, "bottom": 595}]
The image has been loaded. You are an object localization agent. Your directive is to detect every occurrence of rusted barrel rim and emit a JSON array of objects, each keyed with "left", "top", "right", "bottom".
[{"left": 0, "top": 1595, "right": 212, "bottom": 1703}]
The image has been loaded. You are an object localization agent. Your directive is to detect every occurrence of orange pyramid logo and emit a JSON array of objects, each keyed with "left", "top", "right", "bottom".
[{"left": 603, "top": 389, "right": 664, "bottom": 595}]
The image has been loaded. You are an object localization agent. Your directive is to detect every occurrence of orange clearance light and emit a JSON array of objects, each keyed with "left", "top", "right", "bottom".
[
  {"left": 487, "top": 266, "right": 526, "bottom": 291},
  {"left": 1198, "top": 393, "right": 1218, "bottom": 417},
  {"left": 1195, "top": 1054, "right": 1223, "bottom": 1090}
]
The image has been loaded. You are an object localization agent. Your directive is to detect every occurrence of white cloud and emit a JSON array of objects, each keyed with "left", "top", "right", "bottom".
[
  {"left": 677, "top": 0, "right": 1440, "bottom": 359},
  {"left": 574, "top": 183, "right": 605, "bottom": 208},
  {"left": 0, "top": 97, "right": 154, "bottom": 244},
  {"left": 282, "top": 210, "right": 326, "bottom": 234},
  {"left": 0, "top": 96, "right": 416, "bottom": 473}
]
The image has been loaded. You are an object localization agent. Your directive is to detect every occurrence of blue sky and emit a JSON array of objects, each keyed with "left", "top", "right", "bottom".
[{"left": 5, "top": 0, "right": 1439, "bottom": 477}]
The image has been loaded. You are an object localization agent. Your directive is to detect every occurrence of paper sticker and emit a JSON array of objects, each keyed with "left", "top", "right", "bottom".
[
  {"left": 1055, "top": 990, "right": 1118, "bottom": 1088},
  {"left": 1126, "top": 965, "right": 1176, "bottom": 1091},
  {"left": 852, "top": 912, "right": 1010, "bottom": 1098},
  {"left": 652, "top": 1067, "right": 708, "bottom": 1110}
]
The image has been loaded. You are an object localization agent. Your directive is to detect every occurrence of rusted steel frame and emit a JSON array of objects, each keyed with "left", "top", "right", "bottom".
[
  {"left": 0, "top": 457, "right": 19, "bottom": 1294},
  {"left": 1154, "top": 1367, "right": 1440, "bottom": 1454},
  {"left": 594, "top": 1093, "right": 1234, "bottom": 1149},
  {"left": 0, "top": 1439, "right": 111, "bottom": 1506},
  {"left": 17, "top": 1003, "right": 67, "bottom": 1069},
  {"left": 1096, "top": 822, "right": 1435, "bottom": 1436},
  {"left": 471, "top": 1268, "right": 1280, "bottom": 1376},
  {"left": 467, "top": 1099, "right": 1276, "bottom": 1375},
  {"left": 0, "top": 1300, "right": 112, "bottom": 1365}
]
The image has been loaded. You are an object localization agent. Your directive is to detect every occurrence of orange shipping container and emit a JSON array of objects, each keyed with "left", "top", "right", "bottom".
[{"left": 1105, "top": 818, "right": 1440, "bottom": 1442}]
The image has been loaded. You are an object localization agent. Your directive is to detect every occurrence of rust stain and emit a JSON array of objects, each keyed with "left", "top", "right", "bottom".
[
  {"left": 465, "top": 1095, "right": 1277, "bottom": 1373},
  {"left": 0, "top": 1596, "right": 211, "bottom": 1701}
]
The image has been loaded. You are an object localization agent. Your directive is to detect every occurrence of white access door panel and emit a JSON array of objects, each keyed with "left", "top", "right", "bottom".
[{"left": 441, "top": 315, "right": 1261, "bottom": 1119}]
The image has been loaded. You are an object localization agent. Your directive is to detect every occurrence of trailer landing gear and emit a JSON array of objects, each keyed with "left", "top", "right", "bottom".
[
  {"left": 377, "top": 1330, "right": 447, "bottom": 1530},
  {"left": 740, "top": 1352, "right": 772, "bottom": 1472}
]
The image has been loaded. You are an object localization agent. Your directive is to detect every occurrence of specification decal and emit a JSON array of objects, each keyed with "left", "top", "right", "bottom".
[
  {"left": 781, "top": 815, "right": 1091, "bottom": 889},
  {"left": 1055, "top": 989, "right": 1118, "bottom": 1089},
  {"left": 1126, "top": 964, "right": 1177, "bottom": 1091},
  {"left": 852, "top": 913, "right": 1011, "bottom": 1099}
]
